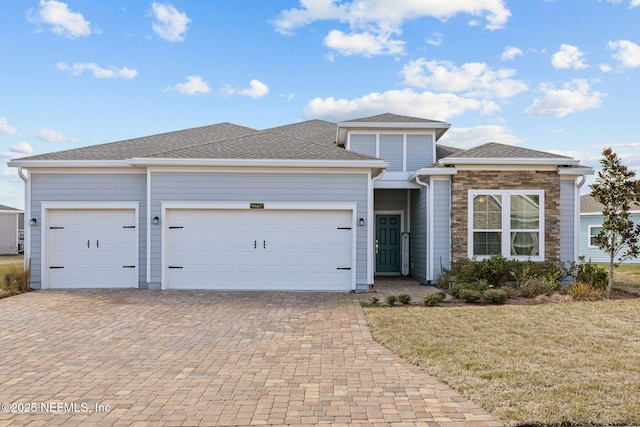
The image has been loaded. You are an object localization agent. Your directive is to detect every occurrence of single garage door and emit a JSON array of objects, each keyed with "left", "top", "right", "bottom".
[
  {"left": 46, "top": 209, "right": 138, "bottom": 288},
  {"left": 165, "top": 209, "right": 353, "bottom": 291}
]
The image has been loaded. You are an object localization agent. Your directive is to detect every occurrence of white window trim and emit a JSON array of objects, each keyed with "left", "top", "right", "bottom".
[
  {"left": 467, "top": 189, "right": 545, "bottom": 261},
  {"left": 588, "top": 224, "right": 603, "bottom": 248}
]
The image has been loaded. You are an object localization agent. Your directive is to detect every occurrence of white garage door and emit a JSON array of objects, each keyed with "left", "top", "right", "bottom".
[
  {"left": 165, "top": 209, "right": 353, "bottom": 291},
  {"left": 46, "top": 209, "right": 138, "bottom": 289}
]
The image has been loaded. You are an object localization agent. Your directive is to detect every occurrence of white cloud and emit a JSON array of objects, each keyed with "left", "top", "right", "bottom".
[
  {"left": 551, "top": 44, "right": 588, "bottom": 69},
  {"left": 401, "top": 59, "right": 528, "bottom": 99},
  {"left": 151, "top": 2, "right": 191, "bottom": 42},
  {"left": 37, "top": 128, "right": 77, "bottom": 143},
  {"left": 324, "top": 29, "right": 405, "bottom": 56},
  {"left": 438, "top": 124, "right": 524, "bottom": 149},
  {"left": 28, "top": 0, "right": 91, "bottom": 38},
  {"left": 304, "top": 89, "right": 499, "bottom": 122},
  {"left": 426, "top": 32, "right": 443, "bottom": 47},
  {"left": 273, "top": 0, "right": 512, "bottom": 35},
  {"left": 525, "top": 79, "right": 605, "bottom": 117},
  {"left": 500, "top": 46, "right": 523, "bottom": 61},
  {"left": 224, "top": 79, "right": 270, "bottom": 99},
  {"left": 172, "top": 76, "right": 211, "bottom": 96},
  {"left": 607, "top": 40, "right": 640, "bottom": 68},
  {"left": 10, "top": 142, "right": 33, "bottom": 154},
  {"left": 632, "top": 0, "right": 640, "bottom": 7},
  {"left": 0, "top": 117, "right": 18, "bottom": 136},
  {"left": 599, "top": 63, "right": 613, "bottom": 72},
  {"left": 56, "top": 62, "right": 138, "bottom": 79}
]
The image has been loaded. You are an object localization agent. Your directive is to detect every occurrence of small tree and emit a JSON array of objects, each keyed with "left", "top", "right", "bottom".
[{"left": 590, "top": 148, "right": 640, "bottom": 295}]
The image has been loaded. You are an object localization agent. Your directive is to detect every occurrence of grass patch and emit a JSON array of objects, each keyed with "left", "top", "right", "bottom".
[
  {"left": 364, "top": 300, "right": 640, "bottom": 426},
  {"left": 0, "top": 262, "right": 29, "bottom": 297}
]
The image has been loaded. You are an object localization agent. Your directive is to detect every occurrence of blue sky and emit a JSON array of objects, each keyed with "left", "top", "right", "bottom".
[{"left": 2, "top": 0, "right": 640, "bottom": 209}]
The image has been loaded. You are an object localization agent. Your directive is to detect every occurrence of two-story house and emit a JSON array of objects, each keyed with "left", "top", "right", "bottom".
[{"left": 8, "top": 113, "right": 592, "bottom": 291}]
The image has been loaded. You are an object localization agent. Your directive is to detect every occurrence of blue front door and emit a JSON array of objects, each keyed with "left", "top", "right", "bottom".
[{"left": 376, "top": 214, "right": 401, "bottom": 273}]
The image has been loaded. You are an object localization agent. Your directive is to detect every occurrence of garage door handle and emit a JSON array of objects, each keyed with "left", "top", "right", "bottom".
[
  {"left": 87, "top": 240, "right": 90, "bottom": 248},
  {"left": 254, "top": 240, "right": 257, "bottom": 249},
  {"left": 337, "top": 267, "right": 351, "bottom": 270},
  {"left": 96, "top": 240, "right": 99, "bottom": 248},
  {"left": 263, "top": 240, "right": 266, "bottom": 249}
]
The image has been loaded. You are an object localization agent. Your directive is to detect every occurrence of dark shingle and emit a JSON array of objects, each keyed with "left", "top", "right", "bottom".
[
  {"left": 17, "top": 123, "right": 257, "bottom": 161},
  {"left": 444, "top": 142, "right": 571, "bottom": 159},
  {"left": 265, "top": 119, "right": 337, "bottom": 144},
  {"left": 142, "top": 131, "right": 380, "bottom": 161},
  {"left": 343, "top": 113, "right": 447, "bottom": 124}
]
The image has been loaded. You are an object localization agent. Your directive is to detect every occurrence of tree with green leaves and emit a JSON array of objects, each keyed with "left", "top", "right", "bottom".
[{"left": 590, "top": 148, "right": 640, "bottom": 295}]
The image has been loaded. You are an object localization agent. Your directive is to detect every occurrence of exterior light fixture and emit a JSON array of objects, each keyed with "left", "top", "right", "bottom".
[
  {"left": 359, "top": 218, "right": 365, "bottom": 226},
  {"left": 152, "top": 216, "right": 160, "bottom": 225},
  {"left": 29, "top": 218, "right": 37, "bottom": 226}
]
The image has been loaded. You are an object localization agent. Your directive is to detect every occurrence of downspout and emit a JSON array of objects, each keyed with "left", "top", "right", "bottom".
[
  {"left": 415, "top": 176, "right": 431, "bottom": 283},
  {"left": 17, "top": 167, "right": 30, "bottom": 271},
  {"left": 574, "top": 174, "right": 587, "bottom": 262}
]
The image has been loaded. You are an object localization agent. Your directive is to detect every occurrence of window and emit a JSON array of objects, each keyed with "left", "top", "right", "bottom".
[
  {"left": 588, "top": 225, "right": 603, "bottom": 248},
  {"left": 469, "top": 190, "right": 544, "bottom": 260}
]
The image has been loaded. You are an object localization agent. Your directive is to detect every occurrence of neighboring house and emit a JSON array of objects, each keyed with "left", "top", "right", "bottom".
[
  {"left": 579, "top": 194, "right": 640, "bottom": 264},
  {"left": 8, "top": 113, "right": 593, "bottom": 291},
  {"left": 0, "top": 204, "right": 23, "bottom": 255}
]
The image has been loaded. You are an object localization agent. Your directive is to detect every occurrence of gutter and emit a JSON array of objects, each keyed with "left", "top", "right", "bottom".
[
  {"left": 414, "top": 176, "right": 432, "bottom": 284},
  {"left": 17, "top": 168, "right": 30, "bottom": 270}
]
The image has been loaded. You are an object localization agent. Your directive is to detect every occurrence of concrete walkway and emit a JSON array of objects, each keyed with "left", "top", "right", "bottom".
[{"left": 0, "top": 290, "right": 501, "bottom": 426}]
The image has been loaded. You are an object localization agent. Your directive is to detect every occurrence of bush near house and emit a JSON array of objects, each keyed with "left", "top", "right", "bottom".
[
  {"left": 1, "top": 264, "right": 30, "bottom": 297},
  {"left": 438, "top": 255, "right": 614, "bottom": 303}
]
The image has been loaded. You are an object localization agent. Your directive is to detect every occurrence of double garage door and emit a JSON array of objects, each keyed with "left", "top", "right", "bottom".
[
  {"left": 164, "top": 209, "right": 354, "bottom": 291},
  {"left": 44, "top": 207, "right": 354, "bottom": 291}
]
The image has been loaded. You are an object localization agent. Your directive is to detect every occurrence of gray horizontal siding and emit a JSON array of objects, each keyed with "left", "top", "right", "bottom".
[
  {"left": 379, "top": 134, "right": 403, "bottom": 172},
  {"left": 0, "top": 214, "right": 17, "bottom": 254},
  {"left": 150, "top": 172, "right": 370, "bottom": 286},
  {"left": 349, "top": 134, "right": 376, "bottom": 157},
  {"left": 559, "top": 179, "right": 576, "bottom": 262},
  {"left": 432, "top": 179, "right": 451, "bottom": 278},
  {"left": 406, "top": 134, "right": 434, "bottom": 171},
  {"left": 29, "top": 173, "right": 147, "bottom": 288},
  {"left": 580, "top": 214, "right": 640, "bottom": 264}
]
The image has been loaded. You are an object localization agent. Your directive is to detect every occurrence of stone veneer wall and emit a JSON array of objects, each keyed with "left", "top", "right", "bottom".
[{"left": 450, "top": 169, "right": 560, "bottom": 263}]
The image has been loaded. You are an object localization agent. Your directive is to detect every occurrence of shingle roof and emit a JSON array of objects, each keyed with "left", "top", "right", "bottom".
[
  {"left": 142, "top": 131, "right": 379, "bottom": 161},
  {"left": 581, "top": 193, "right": 640, "bottom": 213},
  {"left": 17, "top": 123, "right": 257, "bottom": 161},
  {"left": 443, "top": 142, "right": 571, "bottom": 160},
  {"left": 0, "top": 204, "right": 21, "bottom": 211},
  {"left": 264, "top": 120, "right": 336, "bottom": 145},
  {"left": 343, "top": 113, "right": 447, "bottom": 124},
  {"left": 436, "top": 144, "right": 464, "bottom": 161}
]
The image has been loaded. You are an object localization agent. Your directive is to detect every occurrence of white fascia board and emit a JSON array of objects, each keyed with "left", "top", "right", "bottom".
[
  {"left": 557, "top": 166, "right": 595, "bottom": 175},
  {"left": 439, "top": 157, "right": 580, "bottom": 166},
  {"left": 8, "top": 159, "right": 133, "bottom": 168},
  {"left": 409, "top": 167, "right": 457, "bottom": 181},
  {"left": 0, "top": 210, "right": 23, "bottom": 214},
  {"left": 374, "top": 180, "right": 421, "bottom": 189},
  {"left": 129, "top": 157, "right": 388, "bottom": 169}
]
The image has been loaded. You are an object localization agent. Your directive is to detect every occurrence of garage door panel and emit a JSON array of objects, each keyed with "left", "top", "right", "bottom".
[{"left": 165, "top": 209, "right": 353, "bottom": 291}]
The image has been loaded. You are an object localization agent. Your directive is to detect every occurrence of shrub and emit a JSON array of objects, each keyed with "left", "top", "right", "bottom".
[
  {"left": 575, "top": 261, "right": 608, "bottom": 291},
  {"left": 477, "top": 254, "right": 519, "bottom": 287},
  {"left": 450, "top": 281, "right": 489, "bottom": 299},
  {"left": 457, "top": 288, "right": 482, "bottom": 303},
  {"left": 397, "top": 293, "right": 412, "bottom": 305},
  {"left": 2, "top": 266, "right": 30, "bottom": 294},
  {"left": 569, "top": 281, "right": 605, "bottom": 300},
  {"left": 423, "top": 292, "right": 446, "bottom": 307},
  {"left": 385, "top": 295, "right": 397, "bottom": 306},
  {"left": 519, "top": 275, "right": 558, "bottom": 298},
  {"left": 482, "top": 289, "right": 509, "bottom": 305},
  {"left": 369, "top": 296, "right": 379, "bottom": 306}
]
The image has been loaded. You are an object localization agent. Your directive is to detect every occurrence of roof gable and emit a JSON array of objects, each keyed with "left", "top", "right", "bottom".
[
  {"left": 0, "top": 204, "right": 21, "bottom": 211},
  {"left": 439, "top": 142, "right": 579, "bottom": 166}
]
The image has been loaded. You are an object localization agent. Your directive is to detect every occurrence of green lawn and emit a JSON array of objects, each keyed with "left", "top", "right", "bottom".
[{"left": 364, "top": 299, "right": 640, "bottom": 426}]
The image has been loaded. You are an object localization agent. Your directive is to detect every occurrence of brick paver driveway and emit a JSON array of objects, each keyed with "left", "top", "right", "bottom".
[{"left": 0, "top": 290, "right": 501, "bottom": 426}]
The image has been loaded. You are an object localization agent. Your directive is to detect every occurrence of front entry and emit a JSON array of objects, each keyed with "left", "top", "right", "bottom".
[{"left": 376, "top": 214, "right": 401, "bottom": 274}]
